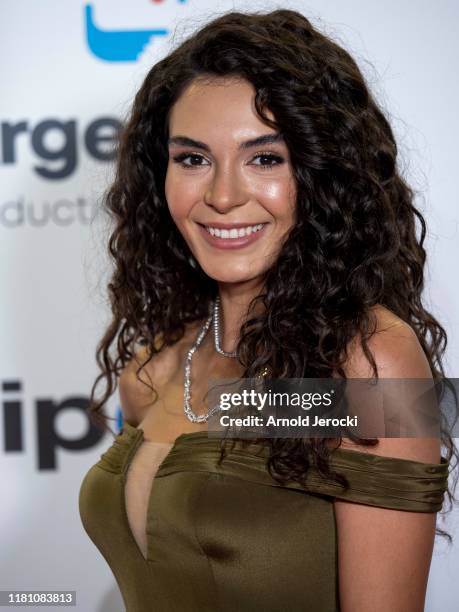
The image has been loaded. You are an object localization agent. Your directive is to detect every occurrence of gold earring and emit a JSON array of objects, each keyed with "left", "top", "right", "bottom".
[{"left": 256, "top": 366, "right": 271, "bottom": 379}]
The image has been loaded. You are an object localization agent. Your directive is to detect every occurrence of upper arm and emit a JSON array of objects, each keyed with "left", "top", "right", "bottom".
[
  {"left": 335, "top": 494, "right": 436, "bottom": 612},
  {"left": 335, "top": 307, "right": 440, "bottom": 612}
]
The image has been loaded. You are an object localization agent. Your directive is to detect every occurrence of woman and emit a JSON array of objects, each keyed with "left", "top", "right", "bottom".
[{"left": 79, "top": 9, "right": 457, "bottom": 612}]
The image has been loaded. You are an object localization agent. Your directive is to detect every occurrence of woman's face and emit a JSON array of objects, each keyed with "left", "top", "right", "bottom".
[{"left": 165, "top": 76, "right": 297, "bottom": 285}]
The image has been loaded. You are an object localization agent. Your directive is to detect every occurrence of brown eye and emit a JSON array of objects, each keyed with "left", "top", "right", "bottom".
[
  {"left": 251, "top": 153, "right": 284, "bottom": 169},
  {"left": 172, "top": 153, "right": 209, "bottom": 168}
]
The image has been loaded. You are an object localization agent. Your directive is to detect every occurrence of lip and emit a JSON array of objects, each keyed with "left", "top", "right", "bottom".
[
  {"left": 197, "top": 222, "right": 268, "bottom": 250},
  {"left": 198, "top": 221, "right": 265, "bottom": 229}
]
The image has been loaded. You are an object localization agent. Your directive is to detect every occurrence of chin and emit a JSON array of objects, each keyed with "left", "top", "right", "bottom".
[{"left": 199, "top": 265, "right": 263, "bottom": 284}]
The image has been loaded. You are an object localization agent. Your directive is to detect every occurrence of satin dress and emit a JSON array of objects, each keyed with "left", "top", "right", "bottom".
[{"left": 79, "top": 421, "right": 449, "bottom": 612}]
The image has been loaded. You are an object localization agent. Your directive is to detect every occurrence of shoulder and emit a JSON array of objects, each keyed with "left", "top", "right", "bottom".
[
  {"left": 118, "top": 320, "right": 205, "bottom": 426},
  {"left": 118, "top": 343, "right": 154, "bottom": 426},
  {"left": 338, "top": 304, "right": 440, "bottom": 464},
  {"left": 343, "top": 304, "right": 431, "bottom": 379}
]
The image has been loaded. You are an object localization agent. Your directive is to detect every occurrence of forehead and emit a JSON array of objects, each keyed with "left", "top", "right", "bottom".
[{"left": 168, "top": 76, "right": 277, "bottom": 142}]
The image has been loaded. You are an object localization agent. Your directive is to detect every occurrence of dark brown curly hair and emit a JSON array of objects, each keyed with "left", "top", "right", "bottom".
[{"left": 87, "top": 9, "right": 458, "bottom": 541}]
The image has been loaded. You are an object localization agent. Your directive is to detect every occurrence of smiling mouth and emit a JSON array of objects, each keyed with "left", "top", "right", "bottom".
[
  {"left": 196, "top": 222, "right": 268, "bottom": 250},
  {"left": 199, "top": 223, "right": 266, "bottom": 239}
]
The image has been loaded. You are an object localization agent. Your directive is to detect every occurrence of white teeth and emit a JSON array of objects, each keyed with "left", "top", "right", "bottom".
[{"left": 204, "top": 224, "right": 264, "bottom": 238}]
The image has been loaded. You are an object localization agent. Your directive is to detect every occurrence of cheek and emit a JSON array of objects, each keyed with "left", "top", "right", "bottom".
[
  {"left": 258, "top": 178, "right": 297, "bottom": 221},
  {"left": 164, "top": 169, "right": 194, "bottom": 220}
]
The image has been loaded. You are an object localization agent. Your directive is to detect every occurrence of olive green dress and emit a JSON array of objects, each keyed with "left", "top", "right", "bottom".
[{"left": 78, "top": 421, "right": 449, "bottom": 612}]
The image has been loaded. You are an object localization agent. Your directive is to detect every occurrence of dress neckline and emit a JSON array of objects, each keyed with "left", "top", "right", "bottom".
[
  {"left": 121, "top": 420, "right": 449, "bottom": 472},
  {"left": 111, "top": 419, "right": 450, "bottom": 564},
  {"left": 120, "top": 420, "right": 215, "bottom": 564},
  {"left": 141, "top": 440, "right": 174, "bottom": 447},
  {"left": 130, "top": 421, "right": 211, "bottom": 445}
]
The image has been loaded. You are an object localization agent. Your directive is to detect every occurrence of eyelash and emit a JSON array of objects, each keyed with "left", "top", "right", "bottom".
[{"left": 171, "top": 151, "right": 285, "bottom": 171}]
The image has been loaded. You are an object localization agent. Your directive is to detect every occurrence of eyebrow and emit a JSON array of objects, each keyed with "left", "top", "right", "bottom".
[{"left": 167, "top": 132, "right": 284, "bottom": 152}]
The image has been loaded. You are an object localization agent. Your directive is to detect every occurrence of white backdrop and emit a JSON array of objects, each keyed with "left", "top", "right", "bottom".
[{"left": 1, "top": 1, "right": 458, "bottom": 610}]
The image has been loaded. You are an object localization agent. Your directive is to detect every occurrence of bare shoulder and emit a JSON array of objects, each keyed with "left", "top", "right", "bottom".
[
  {"left": 343, "top": 304, "right": 430, "bottom": 379},
  {"left": 118, "top": 344, "right": 155, "bottom": 426},
  {"left": 337, "top": 304, "right": 440, "bottom": 464},
  {"left": 118, "top": 320, "right": 205, "bottom": 426}
]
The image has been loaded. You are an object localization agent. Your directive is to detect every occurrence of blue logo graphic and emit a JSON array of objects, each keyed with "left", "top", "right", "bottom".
[
  {"left": 116, "top": 405, "right": 124, "bottom": 433},
  {"left": 85, "top": 3, "right": 173, "bottom": 62}
]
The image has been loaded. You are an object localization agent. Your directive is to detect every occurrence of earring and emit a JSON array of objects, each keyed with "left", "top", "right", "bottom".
[{"left": 256, "top": 366, "right": 272, "bottom": 379}]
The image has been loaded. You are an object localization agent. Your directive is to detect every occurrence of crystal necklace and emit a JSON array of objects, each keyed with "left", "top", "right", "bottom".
[
  {"left": 183, "top": 297, "right": 238, "bottom": 423},
  {"left": 213, "top": 294, "right": 238, "bottom": 357}
]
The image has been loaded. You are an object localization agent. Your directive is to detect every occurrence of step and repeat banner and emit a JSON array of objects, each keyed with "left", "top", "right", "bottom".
[{"left": 1, "top": 1, "right": 458, "bottom": 610}]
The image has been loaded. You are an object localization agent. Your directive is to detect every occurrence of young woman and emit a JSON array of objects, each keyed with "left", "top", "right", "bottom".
[{"left": 79, "top": 9, "right": 457, "bottom": 612}]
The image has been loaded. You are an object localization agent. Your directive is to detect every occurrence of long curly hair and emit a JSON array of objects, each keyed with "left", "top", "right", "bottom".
[{"left": 87, "top": 9, "right": 458, "bottom": 541}]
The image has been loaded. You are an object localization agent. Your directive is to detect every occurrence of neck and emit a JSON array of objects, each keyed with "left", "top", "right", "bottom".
[{"left": 216, "top": 279, "right": 265, "bottom": 354}]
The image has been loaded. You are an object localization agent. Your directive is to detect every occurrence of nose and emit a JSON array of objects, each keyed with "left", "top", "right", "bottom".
[{"left": 204, "top": 166, "right": 248, "bottom": 213}]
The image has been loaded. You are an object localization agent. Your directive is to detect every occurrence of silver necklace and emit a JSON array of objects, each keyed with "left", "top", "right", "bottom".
[
  {"left": 183, "top": 297, "right": 238, "bottom": 423},
  {"left": 213, "top": 295, "right": 238, "bottom": 357}
]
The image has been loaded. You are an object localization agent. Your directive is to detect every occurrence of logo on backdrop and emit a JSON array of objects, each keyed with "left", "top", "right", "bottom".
[
  {"left": 1, "top": 116, "right": 121, "bottom": 179},
  {"left": 0, "top": 115, "right": 122, "bottom": 226},
  {"left": 85, "top": 1, "right": 188, "bottom": 62},
  {"left": 1, "top": 378, "right": 119, "bottom": 471}
]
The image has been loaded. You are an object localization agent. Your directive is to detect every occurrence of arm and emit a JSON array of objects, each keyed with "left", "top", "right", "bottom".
[{"left": 335, "top": 307, "right": 441, "bottom": 612}]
